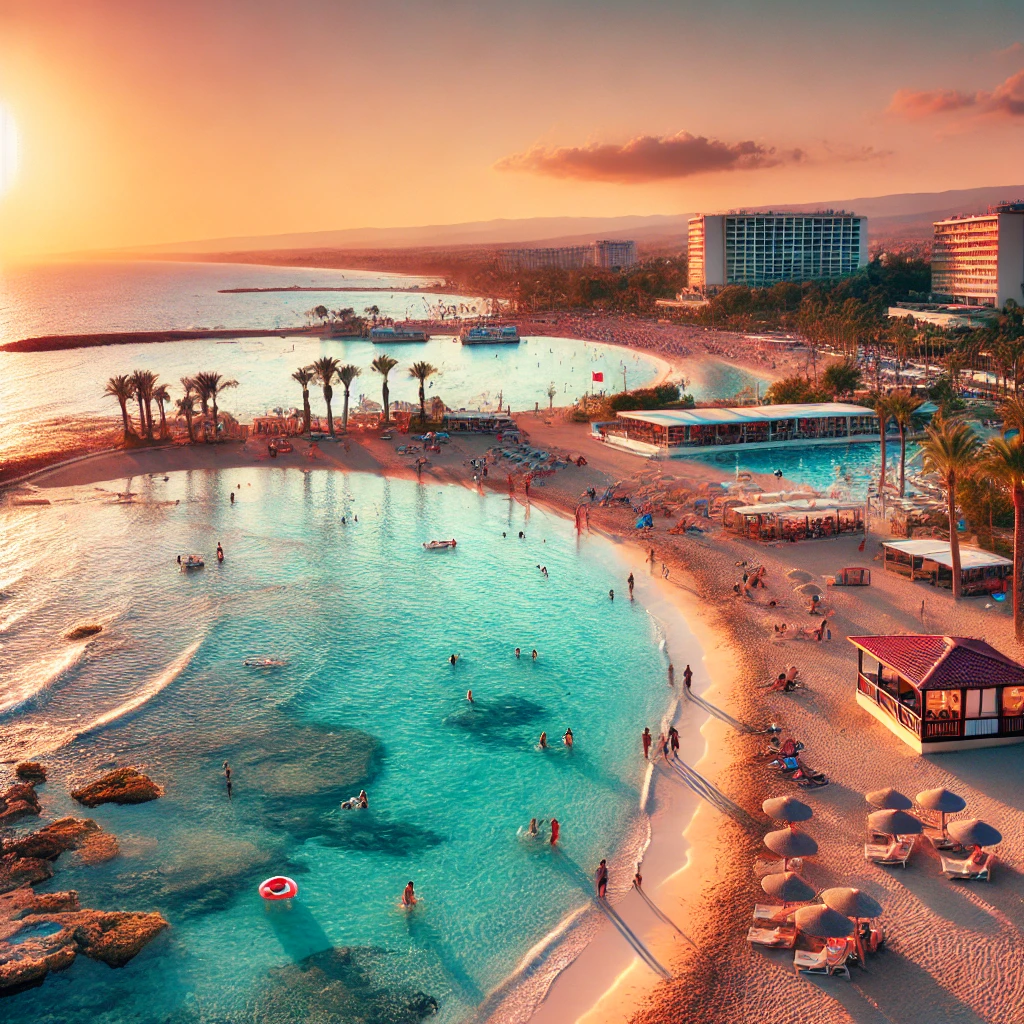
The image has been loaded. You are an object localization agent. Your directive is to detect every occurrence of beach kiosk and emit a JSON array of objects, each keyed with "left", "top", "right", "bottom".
[
  {"left": 725, "top": 500, "right": 864, "bottom": 542},
  {"left": 850, "top": 634, "right": 1024, "bottom": 752},
  {"left": 881, "top": 540, "right": 1011, "bottom": 596}
]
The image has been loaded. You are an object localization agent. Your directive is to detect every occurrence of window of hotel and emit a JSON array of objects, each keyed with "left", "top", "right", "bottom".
[
  {"left": 925, "top": 690, "right": 961, "bottom": 719},
  {"left": 1003, "top": 687, "right": 1024, "bottom": 716},
  {"left": 965, "top": 688, "right": 998, "bottom": 718}
]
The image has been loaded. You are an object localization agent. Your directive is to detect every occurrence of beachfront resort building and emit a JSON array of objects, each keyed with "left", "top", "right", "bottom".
[
  {"left": 931, "top": 202, "right": 1024, "bottom": 308},
  {"left": 850, "top": 634, "right": 1024, "bottom": 752},
  {"left": 687, "top": 212, "right": 869, "bottom": 293},
  {"left": 593, "top": 402, "right": 878, "bottom": 458},
  {"left": 880, "top": 539, "right": 1012, "bottom": 597},
  {"left": 498, "top": 240, "right": 638, "bottom": 273}
]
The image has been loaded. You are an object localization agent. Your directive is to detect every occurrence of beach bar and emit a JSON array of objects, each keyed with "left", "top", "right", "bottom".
[
  {"left": 881, "top": 540, "right": 1011, "bottom": 596},
  {"left": 725, "top": 500, "right": 864, "bottom": 541},
  {"left": 593, "top": 402, "right": 879, "bottom": 458},
  {"left": 441, "top": 410, "right": 518, "bottom": 434},
  {"left": 850, "top": 635, "right": 1024, "bottom": 752}
]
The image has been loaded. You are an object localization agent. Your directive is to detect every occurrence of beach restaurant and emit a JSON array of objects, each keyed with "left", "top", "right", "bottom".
[
  {"left": 881, "top": 539, "right": 1011, "bottom": 596},
  {"left": 850, "top": 634, "right": 1024, "bottom": 752},
  {"left": 725, "top": 499, "right": 864, "bottom": 542},
  {"left": 592, "top": 402, "right": 879, "bottom": 458},
  {"left": 441, "top": 410, "right": 518, "bottom": 434}
]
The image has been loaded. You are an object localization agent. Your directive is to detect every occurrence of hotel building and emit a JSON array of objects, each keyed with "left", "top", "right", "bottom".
[
  {"left": 931, "top": 204, "right": 1024, "bottom": 308},
  {"left": 688, "top": 212, "right": 869, "bottom": 293},
  {"left": 498, "top": 239, "right": 638, "bottom": 274}
]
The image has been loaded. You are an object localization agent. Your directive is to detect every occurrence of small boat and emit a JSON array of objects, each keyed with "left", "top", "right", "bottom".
[
  {"left": 370, "top": 326, "right": 429, "bottom": 343},
  {"left": 423, "top": 539, "right": 457, "bottom": 550},
  {"left": 180, "top": 555, "right": 205, "bottom": 570}
]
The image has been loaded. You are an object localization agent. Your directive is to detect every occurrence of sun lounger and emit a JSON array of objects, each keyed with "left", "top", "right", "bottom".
[
  {"left": 753, "top": 856, "right": 804, "bottom": 877},
  {"left": 794, "top": 938, "right": 851, "bottom": 979},
  {"left": 753, "top": 903, "right": 795, "bottom": 924},
  {"left": 747, "top": 926, "right": 797, "bottom": 949},
  {"left": 864, "top": 835, "right": 915, "bottom": 868},
  {"left": 941, "top": 853, "right": 994, "bottom": 881}
]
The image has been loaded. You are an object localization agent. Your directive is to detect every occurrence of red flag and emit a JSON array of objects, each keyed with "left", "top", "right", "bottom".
[{"left": 592, "top": 371, "right": 604, "bottom": 382}]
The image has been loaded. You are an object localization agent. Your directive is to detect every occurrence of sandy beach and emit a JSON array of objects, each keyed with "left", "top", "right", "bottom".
[{"left": 11, "top": 407, "right": 1024, "bottom": 1024}]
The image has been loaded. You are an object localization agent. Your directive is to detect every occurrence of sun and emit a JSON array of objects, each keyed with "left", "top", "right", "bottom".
[{"left": 0, "top": 105, "right": 19, "bottom": 196}]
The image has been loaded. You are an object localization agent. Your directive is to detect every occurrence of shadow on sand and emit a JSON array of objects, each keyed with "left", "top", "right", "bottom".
[{"left": 665, "top": 757, "right": 759, "bottom": 829}]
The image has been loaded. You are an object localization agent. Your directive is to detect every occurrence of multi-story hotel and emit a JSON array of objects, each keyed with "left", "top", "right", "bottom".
[
  {"left": 688, "top": 212, "right": 869, "bottom": 293},
  {"left": 592, "top": 239, "right": 638, "bottom": 270},
  {"left": 931, "top": 203, "right": 1024, "bottom": 308},
  {"left": 498, "top": 239, "right": 638, "bottom": 274}
]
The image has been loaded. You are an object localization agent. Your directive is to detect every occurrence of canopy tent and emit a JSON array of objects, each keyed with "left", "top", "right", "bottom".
[
  {"left": 881, "top": 540, "right": 1011, "bottom": 595},
  {"left": 726, "top": 500, "right": 864, "bottom": 543}
]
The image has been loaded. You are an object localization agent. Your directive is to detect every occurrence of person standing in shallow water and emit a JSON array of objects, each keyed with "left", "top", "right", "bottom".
[
  {"left": 217, "top": 542, "right": 224, "bottom": 563},
  {"left": 595, "top": 859, "right": 609, "bottom": 898},
  {"left": 683, "top": 664, "right": 693, "bottom": 691},
  {"left": 550, "top": 819, "right": 560, "bottom": 845},
  {"left": 642, "top": 727, "right": 652, "bottom": 759},
  {"left": 627, "top": 572, "right": 634, "bottom": 599},
  {"left": 669, "top": 725, "right": 680, "bottom": 758},
  {"left": 539, "top": 731, "right": 548, "bottom": 749},
  {"left": 668, "top": 664, "right": 675, "bottom": 687},
  {"left": 402, "top": 881, "right": 417, "bottom": 907}
]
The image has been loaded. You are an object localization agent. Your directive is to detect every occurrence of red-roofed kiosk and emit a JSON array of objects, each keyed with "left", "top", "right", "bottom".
[{"left": 850, "top": 635, "right": 1024, "bottom": 752}]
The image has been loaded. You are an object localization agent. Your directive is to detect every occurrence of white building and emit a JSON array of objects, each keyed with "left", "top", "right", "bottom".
[
  {"left": 498, "top": 239, "right": 638, "bottom": 273},
  {"left": 592, "top": 239, "right": 638, "bottom": 270},
  {"left": 931, "top": 204, "right": 1024, "bottom": 308},
  {"left": 688, "top": 212, "right": 869, "bottom": 293}
]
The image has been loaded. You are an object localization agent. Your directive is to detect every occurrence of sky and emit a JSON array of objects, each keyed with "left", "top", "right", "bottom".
[{"left": 1, "top": 0, "right": 1024, "bottom": 259}]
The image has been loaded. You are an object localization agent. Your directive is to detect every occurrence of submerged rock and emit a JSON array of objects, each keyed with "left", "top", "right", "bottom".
[
  {"left": 71, "top": 767, "right": 163, "bottom": 807},
  {"left": 14, "top": 763, "right": 47, "bottom": 783},
  {"left": 0, "top": 782, "right": 42, "bottom": 825},
  {"left": 0, "top": 853, "right": 53, "bottom": 895},
  {"left": 2, "top": 817, "right": 102, "bottom": 862},
  {"left": 64, "top": 624, "right": 102, "bottom": 641}
]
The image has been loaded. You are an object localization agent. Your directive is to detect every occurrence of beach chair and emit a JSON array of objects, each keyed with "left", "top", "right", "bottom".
[
  {"left": 794, "top": 938, "right": 852, "bottom": 979},
  {"left": 753, "top": 856, "right": 803, "bottom": 878},
  {"left": 753, "top": 904, "right": 794, "bottom": 924},
  {"left": 940, "top": 853, "right": 994, "bottom": 881},
  {"left": 864, "top": 835, "right": 915, "bottom": 868},
  {"left": 747, "top": 926, "right": 797, "bottom": 949}
]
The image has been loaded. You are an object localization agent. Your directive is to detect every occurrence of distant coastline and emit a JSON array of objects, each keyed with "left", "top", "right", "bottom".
[
  {"left": 0, "top": 328, "right": 313, "bottom": 354},
  {"left": 217, "top": 284, "right": 449, "bottom": 294}
]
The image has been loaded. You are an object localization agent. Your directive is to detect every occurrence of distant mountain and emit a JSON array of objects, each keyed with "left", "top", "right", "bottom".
[{"left": 117, "top": 184, "right": 1024, "bottom": 255}]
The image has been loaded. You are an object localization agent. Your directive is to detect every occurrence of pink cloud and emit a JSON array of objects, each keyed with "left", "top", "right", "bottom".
[
  {"left": 495, "top": 132, "right": 803, "bottom": 183},
  {"left": 888, "top": 70, "right": 1024, "bottom": 119}
]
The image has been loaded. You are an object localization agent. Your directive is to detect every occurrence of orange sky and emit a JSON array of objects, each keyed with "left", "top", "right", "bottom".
[{"left": 2, "top": 0, "right": 1024, "bottom": 260}]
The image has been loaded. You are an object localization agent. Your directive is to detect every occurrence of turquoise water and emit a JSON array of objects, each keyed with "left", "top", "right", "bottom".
[{"left": 0, "top": 470, "right": 673, "bottom": 1023}]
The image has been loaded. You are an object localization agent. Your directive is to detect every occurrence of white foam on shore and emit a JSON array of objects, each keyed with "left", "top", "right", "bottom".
[{"left": 0, "top": 640, "right": 91, "bottom": 717}]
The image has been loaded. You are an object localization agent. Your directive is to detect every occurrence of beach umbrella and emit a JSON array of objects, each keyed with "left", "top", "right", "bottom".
[
  {"left": 821, "top": 887, "right": 883, "bottom": 920},
  {"left": 787, "top": 569, "right": 814, "bottom": 583},
  {"left": 764, "top": 828, "right": 818, "bottom": 869},
  {"left": 867, "top": 809, "right": 924, "bottom": 837},
  {"left": 795, "top": 582, "right": 823, "bottom": 596},
  {"left": 761, "top": 872, "right": 815, "bottom": 903},
  {"left": 865, "top": 787, "right": 913, "bottom": 810},
  {"left": 947, "top": 819, "right": 1002, "bottom": 848},
  {"left": 763, "top": 796, "right": 813, "bottom": 824},
  {"left": 794, "top": 905, "right": 854, "bottom": 939},
  {"left": 916, "top": 787, "right": 967, "bottom": 839}
]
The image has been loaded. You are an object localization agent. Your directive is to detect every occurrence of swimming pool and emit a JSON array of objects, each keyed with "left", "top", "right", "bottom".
[{"left": 0, "top": 470, "right": 678, "bottom": 1022}]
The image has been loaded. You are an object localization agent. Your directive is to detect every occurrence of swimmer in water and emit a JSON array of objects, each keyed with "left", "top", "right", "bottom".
[
  {"left": 467, "top": 690, "right": 473, "bottom": 702},
  {"left": 177, "top": 554, "right": 182, "bottom": 565},
  {"left": 609, "top": 589, "right": 614, "bottom": 601},
  {"left": 358, "top": 790, "right": 369, "bottom": 809},
  {"left": 527, "top": 817, "right": 539, "bottom": 837},
  {"left": 563, "top": 727, "right": 573, "bottom": 748},
  {"left": 532, "top": 649, "right": 538, "bottom": 660},
  {"left": 402, "top": 881, "right": 417, "bottom": 907},
  {"left": 550, "top": 818, "right": 560, "bottom": 845},
  {"left": 539, "top": 731, "right": 548, "bottom": 749},
  {"left": 230, "top": 493, "right": 235, "bottom": 504},
  {"left": 515, "top": 647, "right": 521, "bottom": 659},
  {"left": 449, "top": 653, "right": 458, "bottom": 666},
  {"left": 217, "top": 543, "right": 224, "bottom": 563}
]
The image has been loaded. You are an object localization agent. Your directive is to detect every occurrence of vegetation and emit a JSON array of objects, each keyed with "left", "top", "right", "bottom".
[
  {"left": 981, "top": 434, "right": 1024, "bottom": 640},
  {"left": 887, "top": 391, "right": 924, "bottom": 497},
  {"left": 291, "top": 366, "right": 315, "bottom": 435},
  {"left": 311, "top": 357, "right": 341, "bottom": 437},
  {"left": 193, "top": 371, "right": 238, "bottom": 442},
  {"left": 370, "top": 354, "right": 399, "bottom": 424},
  {"left": 408, "top": 361, "right": 438, "bottom": 426},
  {"left": 130, "top": 369, "right": 156, "bottom": 441},
  {"left": 175, "top": 391, "right": 197, "bottom": 443},
  {"left": 338, "top": 364, "right": 361, "bottom": 429},
  {"left": 153, "top": 384, "right": 171, "bottom": 440},
  {"left": 103, "top": 375, "right": 136, "bottom": 440},
  {"left": 606, "top": 382, "right": 685, "bottom": 413},
  {"left": 820, "top": 359, "right": 862, "bottom": 399}
]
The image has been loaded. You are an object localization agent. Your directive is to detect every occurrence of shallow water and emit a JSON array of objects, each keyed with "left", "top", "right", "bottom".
[{"left": 0, "top": 470, "right": 674, "bottom": 1023}]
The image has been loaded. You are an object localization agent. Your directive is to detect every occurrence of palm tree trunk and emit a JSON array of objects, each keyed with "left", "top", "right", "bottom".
[
  {"left": 158, "top": 403, "right": 167, "bottom": 439},
  {"left": 185, "top": 410, "right": 194, "bottom": 443},
  {"left": 302, "top": 391, "right": 311, "bottom": 435},
  {"left": 878, "top": 426, "right": 887, "bottom": 516},
  {"left": 324, "top": 387, "right": 335, "bottom": 437},
  {"left": 899, "top": 426, "right": 907, "bottom": 497},
  {"left": 118, "top": 399, "right": 131, "bottom": 440},
  {"left": 144, "top": 400, "right": 154, "bottom": 440},
  {"left": 382, "top": 381, "right": 390, "bottom": 424},
  {"left": 136, "top": 394, "right": 146, "bottom": 438},
  {"left": 342, "top": 387, "right": 350, "bottom": 429},
  {"left": 1015, "top": 485, "right": 1024, "bottom": 642},
  {"left": 948, "top": 475, "right": 963, "bottom": 599},
  {"left": 212, "top": 398, "right": 219, "bottom": 441},
  {"left": 419, "top": 383, "right": 426, "bottom": 426}
]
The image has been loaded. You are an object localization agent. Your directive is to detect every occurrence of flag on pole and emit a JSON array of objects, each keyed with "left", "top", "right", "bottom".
[{"left": 592, "top": 371, "right": 604, "bottom": 382}]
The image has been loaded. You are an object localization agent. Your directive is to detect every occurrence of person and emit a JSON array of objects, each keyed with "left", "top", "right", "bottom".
[
  {"left": 527, "top": 817, "right": 539, "bottom": 837},
  {"left": 230, "top": 492, "right": 235, "bottom": 504},
  {"left": 627, "top": 572, "right": 635, "bottom": 599},
  {"left": 659, "top": 732, "right": 670, "bottom": 762},
  {"left": 766, "top": 672, "right": 789, "bottom": 692},
  {"left": 358, "top": 790, "right": 369, "bottom": 809},
  {"left": 648, "top": 548, "right": 655, "bottom": 565},
  {"left": 518, "top": 531, "right": 525, "bottom": 539},
  {"left": 807, "top": 594, "right": 821, "bottom": 614},
  {"left": 539, "top": 731, "right": 548, "bottom": 749},
  {"left": 541, "top": 566, "right": 548, "bottom": 578},
  {"left": 402, "top": 881, "right": 417, "bottom": 907},
  {"left": 966, "top": 845, "right": 988, "bottom": 870},
  {"left": 609, "top": 589, "right": 614, "bottom": 601},
  {"left": 668, "top": 663, "right": 675, "bottom": 687},
  {"left": 633, "top": 869, "right": 643, "bottom": 890},
  {"left": 595, "top": 859, "right": 609, "bottom": 899},
  {"left": 515, "top": 647, "right": 521, "bottom": 659},
  {"left": 642, "top": 727, "right": 652, "bottom": 759},
  {"left": 683, "top": 664, "right": 692, "bottom": 690},
  {"left": 662, "top": 563, "right": 670, "bottom": 579},
  {"left": 216, "top": 543, "right": 224, "bottom": 563},
  {"left": 467, "top": 690, "right": 473, "bottom": 702},
  {"left": 563, "top": 727, "right": 573, "bottom": 748},
  {"left": 774, "top": 468, "right": 783, "bottom": 479},
  {"left": 223, "top": 761, "right": 231, "bottom": 783},
  {"left": 449, "top": 653, "right": 458, "bottom": 666},
  {"left": 669, "top": 725, "right": 680, "bottom": 758},
  {"left": 550, "top": 818, "right": 560, "bottom": 846},
  {"left": 532, "top": 649, "right": 538, "bottom": 660},
  {"left": 176, "top": 554, "right": 182, "bottom": 565},
  {"left": 341, "top": 516, "right": 346, "bottom": 525}
]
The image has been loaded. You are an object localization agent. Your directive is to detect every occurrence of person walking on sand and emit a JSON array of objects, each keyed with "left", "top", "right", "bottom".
[
  {"left": 683, "top": 664, "right": 692, "bottom": 690},
  {"left": 633, "top": 869, "right": 643, "bottom": 890},
  {"left": 648, "top": 548, "right": 655, "bottom": 566},
  {"left": 550, "top": 819, "right": 560, "bottom": 846},
  {"left": 642, "top": 727, "right": 652, "bottom": 759},
  {"left": 659, "top": 732, "right": 670, "bottom": 762},
  {"left": 628, "top": 572, "right": 635, "bottom": 599},
  {"left": 668, "top": 663, "right": 675, "bottom": 687},
  {"left": 595, "top": 859, "right": 609, "bottom": 899},
  {"left": 669, "top": 725, "right": 680, "bottom": 759},
  {"left": 402, "top": 881, "right": 417, "bottom": 907}
]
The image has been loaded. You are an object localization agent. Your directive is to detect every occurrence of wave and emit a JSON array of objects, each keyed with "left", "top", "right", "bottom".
[{"left": 0, "top": 640, "right": 92, "bottom": 717}]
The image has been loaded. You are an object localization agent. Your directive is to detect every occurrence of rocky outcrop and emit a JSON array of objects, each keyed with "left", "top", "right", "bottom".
[
  {"left": 0, "top": 853, "right": 53, "bottom": 895},
  {"left": 71, "top": 767, "right": 163, "bottom": 807},
  {"left": 0, "top": 782, "right": 42, "bottom": 825},
  {"left": 0, "top": 888, "right": 168, "bottom": 992},
  {"left": 65, "top": 624, "right": 102, "bottom": 640},
  {"left": 14, "top": 763, "right": 46, "bottom": 783},
  {"left": 2, "top": 817, "right": 100, "bottom": 861}
]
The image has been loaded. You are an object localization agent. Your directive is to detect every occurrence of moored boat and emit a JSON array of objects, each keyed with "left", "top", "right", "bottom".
[
  {"left": 460, "top": 324, "right": 520, "bottom": 345},
  {"left": 370, "top": 326, "right": 429, "bottom": 343}
]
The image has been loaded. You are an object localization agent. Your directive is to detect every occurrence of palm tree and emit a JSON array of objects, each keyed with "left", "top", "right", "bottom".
[
  {"left": 338, "top": 364, "right": 361, "bottom": 429},
  {"left": 130, "top": 369, "right": 157, "bottom": 440},
  {"left": 820, "top": 359, "right": 862, "bottom": 400},
  {"left": 1000, "top": 394, "right": 1024, "bottom": 436},
  {"left": 872, "top": 393, "right": 893, "bottom": 512},
  {"left": 312, "top": 356, "right": 341, "bottom": 437},
  {"left": 291, "top": 367, "right": 315, "bottom": 435},
  {"left": 920, "top": 416, "right": 980, "bottom": 599},
  {"left": 982, "top": 436, "right": 1024, "bottom": 641},
  {"left": 409, "top": 361, "right": 438, "bottom": 427},
  {"left": 103, "top": 375, "right": 136, "bottom": 441},
  {"left": 153, "top": 383, "right": 171, "bottom": 439},
  {"left": 887, "top": 391, "right": 924, "bottom": 497},
  {"left": 371, "top": 354, "right": 398, "bottom": 425},
  {"left": 176, "top": 392, "right": 197, "bottom": 443},
  {"left": 547, "top": 383, "right": 557, "bottom": 410},
  {"left": 193, "top": 371, "right": 238, "bottom": 442}
]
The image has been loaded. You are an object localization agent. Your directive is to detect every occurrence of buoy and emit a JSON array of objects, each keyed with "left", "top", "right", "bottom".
[{"left": 259, "top": 876, "right": 298, "bottom": 900}]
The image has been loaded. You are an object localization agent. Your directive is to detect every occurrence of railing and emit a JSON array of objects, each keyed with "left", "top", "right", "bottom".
[
  {"left": 923, "top": 718, "right": 962, "bottom": 739},
  {"left": 858, "top": 674, "right": 922, "bottom": 736}
]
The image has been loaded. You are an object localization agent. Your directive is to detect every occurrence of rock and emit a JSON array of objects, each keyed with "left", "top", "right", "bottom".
[
  {"left": 0, "top": 925, "right": 78, "bottom": 995},
  {"left": 77, "top": 831, "right": 120, "bottom": 865},
  {"left": 64, "top": 624, "right": 102, "bottom": 640},
  {"left": 0, "top": 782, "right": 42, "bottom": 825},
  {"left": 56, "top": 909, "right": 168, "bottom": 967},
  {"left": 14, "top": 763, "right": 46, "bottom": 783},
  {"left": 0, "top": 853, "right": 53, "bottom": 895},
  {"left": 71, "top": 767, "right": 163, "bottom": 807},
  {"left": 2, "top": 817, "right": 101, "bottom": 861}
]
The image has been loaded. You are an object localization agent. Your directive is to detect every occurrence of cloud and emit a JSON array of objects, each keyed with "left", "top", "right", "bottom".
[
  {"left": 888, "top": 70, "right": 1024, "bottom": 119},
  {"left": 996, "top": 42, "right": 1023, "bottom": 58},
  {"left": 495, "top": 132, "right": 805, "bottom": 184}
]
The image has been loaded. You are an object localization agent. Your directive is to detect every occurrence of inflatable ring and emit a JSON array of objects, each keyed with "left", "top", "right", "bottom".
[{"left": 259, "top": 876, "right": 298, "bottom": 900}]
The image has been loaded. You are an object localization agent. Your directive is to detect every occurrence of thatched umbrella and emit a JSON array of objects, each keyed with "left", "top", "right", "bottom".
[
  {"left": 787, "top": 569, "right": 814, "bottom": 583},
  {"left": 794, "top": 905, "right": 854, "bottom": 939},
  {"left": 763, "top": 796, "right": 813, "bottom": 824},
  {"left": 947, "top": 819, "right": 1002, "bottom": 849},
  {"left": 867, "top": 809, "right": 923, "bottom": 837},
  {"left": 915, "top": 787, "right": 967, "bottom": 840},
  {"left": 821, "top": 887, "right": 883, "bottom": 962},
  {"left": 865, "top": 787, "right": 913, "bottom": 810},
  {"left": 761, "top": 871, "right": 815, "bottom": 905},
  {"left": 764, "top": 828, "right": 818, "bottom": 870},
  {"left": 795, "top": 582, "right": 824, "bottom": 596}
]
